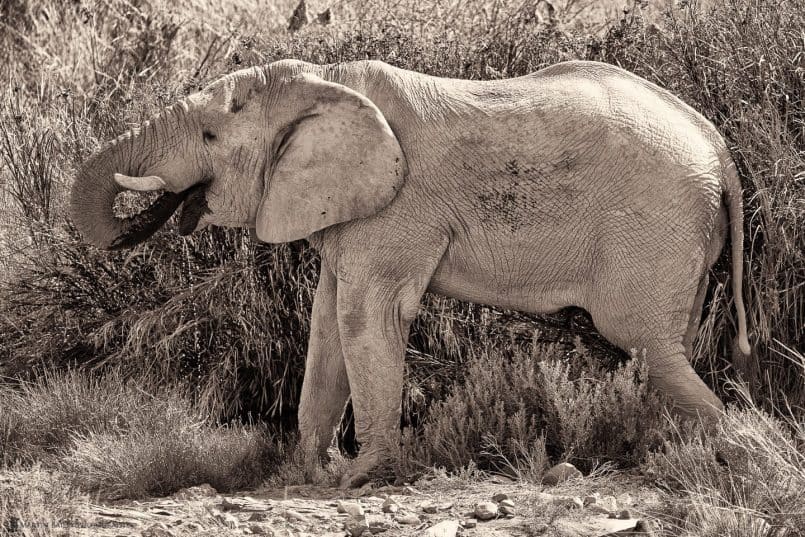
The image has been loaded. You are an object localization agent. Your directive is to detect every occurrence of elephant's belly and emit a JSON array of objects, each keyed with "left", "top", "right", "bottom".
[{"left": 427, "top": 237, "right": 587, "bottom": 315}]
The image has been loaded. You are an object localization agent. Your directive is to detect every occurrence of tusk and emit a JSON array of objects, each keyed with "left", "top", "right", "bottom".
[{"left": 114, "top": 173, "right": 167, "bottom": 191}]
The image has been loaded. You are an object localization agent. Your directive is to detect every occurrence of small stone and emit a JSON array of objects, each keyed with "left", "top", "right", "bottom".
[
  {"left": 552, "top": 496, "right": 584, "bottom": 509},
  {"left": 395, "top": 513, "right": 420, "bottom": 525},
  {"left": 344, "top": 515, "right": 369, "bottom": 537},
  {"left": 248, "top": 525, "right": 272, "bottom": 535},
  {"left": 462, "top": 518, "right": 477, "bottom": 529},
  {"left": 500, "top": 504, "right": 515, "bottom": 516},
  {"left": 499, "top": 499, "right": 515, "bottom": 509},
  {"left": 541, "top": 462, "right": 582, "bottom": 486},
  {"left": 248, "top": 512, "right": 268, "bottom": 522},
  {"left": 426, "top": 520, "right": 459, "bottom": 537},
  {"left": 337, "top": 501, "right": 365, "bottom": 516},
  {"left": 421, "top": 502, "right": 438, "bottom": 514},
  {"left": 474, "top": 501, "right": 498, "bottom": 520},
  {"left": 381, "top": 498, "right": 399, "bottom": 513},
  {"left": 214, "top": 513, "right": 239, "bottom": 529},
  {"left": 615, "top": 509, "right": 632, "bottom": 520},
  {"left": 588, "top": 495, "right": 618, "bottom": 514},
  {"left": 283, "top": 509, "right": 310, "bottom": 523},
  {"left": 172, "top": 483, "right": 217, "bottom": 500},
  {"left": 366, "top": 514, "right": 390, "bottom": 533},
  {"left": 141, "top": 524, "right": 174, "bottom": 537},
  {"left": 491, "top": 492, "right": 510, "bottom": 503}
]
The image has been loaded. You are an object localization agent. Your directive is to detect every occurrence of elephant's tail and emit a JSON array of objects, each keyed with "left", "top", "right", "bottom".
[{"left": 722, "top": 155, "right": 751, "bottom": 357}]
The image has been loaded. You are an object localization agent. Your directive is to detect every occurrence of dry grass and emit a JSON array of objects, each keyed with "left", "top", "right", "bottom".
[
  {"left": 0, "top": 367, "right": 280, "bottom": 498},
  {"left": 0, "top": 1, "right": 803, "bottom": 533}
]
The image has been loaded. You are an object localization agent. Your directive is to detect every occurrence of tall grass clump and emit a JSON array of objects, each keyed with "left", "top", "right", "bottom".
[
  {"left": 0, "top": 465, "right": 86, "bottom": 537},
  {"left": 644, "top": 404, "right": 805, "bottom": 536},
  {"left": 0, "top": 367, "right": 279, "bottom": 497}
]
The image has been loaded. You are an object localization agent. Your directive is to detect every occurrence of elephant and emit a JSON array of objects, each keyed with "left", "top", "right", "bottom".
[{"left": 71, "top": 59, "right": 751, "bottom": 487}]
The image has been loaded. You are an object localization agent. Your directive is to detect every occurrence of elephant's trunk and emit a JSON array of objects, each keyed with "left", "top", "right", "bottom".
[{"left": 70, "top": 129, "right": 189, "bottom": 250}]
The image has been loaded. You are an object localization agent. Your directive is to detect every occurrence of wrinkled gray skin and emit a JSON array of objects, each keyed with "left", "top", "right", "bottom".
[{"left": 71, "top": 59, "right": 751, "bottom": 487}]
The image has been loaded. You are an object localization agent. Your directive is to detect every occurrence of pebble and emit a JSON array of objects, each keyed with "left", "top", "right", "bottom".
[
  {"left": 474, "top": 501, "right": 498, "bottom": 520},
  {"left": 462, "top": 518, "right": 477, "bottom": 529},
  {"left": 552, "top": 496, "right": 584, "bottom": 510},
  {"left": 141, "top": 524, "right": 174, "bottom": 537},
  {"left": 492, "top": 492, "right": 510, "bottom": 502},
  {"left": 426, "top": 520, "right": 459, "bottom": 537},
  {"left": 421, "top": 502, "right": 438, "bottom": 514},
  {"left": 381, "top": 498, "right": 399, "bottom": 513},
  {"left": 614, "top": 509, "right": 632, "bottom": 520},
  {"left": 215, "top": 513, "right": 239, "bottom": 529},
  {"left": 344, "top": 515, "right": 369, "bottom": 537},
  {"left": 542, "top": 462, "right": 582, "bottom": 485},
  {"left": 248, "top": 512, "right": 268, "bottom": 522},
  {"left": 248, "top": 525, "right": 270, "bottom": 535},
  {"left": 366, "top": 514, "right": 390, "bottom": 533},
  {"left": 337, "top": 501, "right": 365, "bottom": 517},
  {"left": 395, "top": 513, "right": 421, "bottom": 525}
]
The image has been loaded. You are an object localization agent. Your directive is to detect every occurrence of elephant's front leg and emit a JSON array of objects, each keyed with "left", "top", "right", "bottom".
[
  {"left": 298, "top": 262, "right": 350, "bottom": 465},
  {"left": 335, "top": 277, "right": 426, "bottom": 488}
]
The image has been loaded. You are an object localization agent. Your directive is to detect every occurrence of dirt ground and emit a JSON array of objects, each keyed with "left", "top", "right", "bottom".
[{"left": 45, "top": 472, "right": 662, "bottom": 536}]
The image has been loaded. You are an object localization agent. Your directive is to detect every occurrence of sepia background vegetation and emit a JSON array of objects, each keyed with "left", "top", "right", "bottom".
[{"left": 1, "top": 0, "right": 803, "bottom": 535}]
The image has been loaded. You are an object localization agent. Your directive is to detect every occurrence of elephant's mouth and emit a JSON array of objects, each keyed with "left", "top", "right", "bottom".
[{"left": 109, "top": 183, "right": 210, "bottom": 250}]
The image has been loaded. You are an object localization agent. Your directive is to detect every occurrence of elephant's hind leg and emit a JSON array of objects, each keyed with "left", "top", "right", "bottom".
[
  {"left": 588, "top": 266, "right": 723, "bottom": 418},
  {"left": 298, "top": 261, "right": 350, "bottom": 465}
]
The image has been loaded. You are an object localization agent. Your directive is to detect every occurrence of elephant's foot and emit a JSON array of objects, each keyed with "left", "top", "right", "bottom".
[{"left": 339, "top": 448, "right": 394, "bottom": 489}]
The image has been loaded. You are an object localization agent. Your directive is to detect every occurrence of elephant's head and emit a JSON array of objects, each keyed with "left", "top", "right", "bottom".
[{"left": 70, "top": 63, "right": 407, "bottom": 250}]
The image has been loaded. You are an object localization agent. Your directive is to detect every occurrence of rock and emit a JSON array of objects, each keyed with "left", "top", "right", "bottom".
[
  {"left": 283, "top": 509, "right": 311, "bottom": 523},
  {"left": 248, "top": 512, "right": 268, "bottom": 522},
  {"left": 613, "top": 509, "right": 632, "bottom": 520},
  {"left": 462, "top": 518, "right": 477, "bottom": 529},
  {"left": 589, "top": 495, "right": 618, "bottom": 514},
  {"left": 381, "top": 498, "right": 399, "bottom": 513},
  {"left": 499, "top": 500, "right": 515, "bottom": 516},
  {"left": 426, "top": 520, "right": 459, "bottom": 537},
  {"left": 552, "top": 496, "right": 584, "bottom": 509},
  {"left": 338, "top": 501, "right": 365, "bottom": 517},
  {"left": 366, "top": 514, "right": 390, "bottom": 533},
  {"left": 172, "top": 483, "right": 217, "bottom": 499},
  {"left": 141, "top": 524, "right": 174, "bottom": 537},
  {"left": 583, "top": 493, "right": 600, "bottom": 506},
  {"left": 542, "top": 462, "right": 582, "bottom": 486},
  {"left": 492, "top": 492, "right": 510, "bottom": 502},
  {"left": 214, "top": 513, "right": 239, "bottom": 529},
  {"left": 395, "top": 513, "right": 420, "bottom": 525},
  {"left": 474, "top": 501, "right": 498, "bottom": 520},
  {"left": 421, "top": 502, "right": 438, "bottom": 514},
  {"left": 344, "top": 515, "right": 369, "bottom": 537},
  {"left": 287, "top": 0, "right": 308, "bottom": 32},
  {"left": 248, "top": 525, "right": 273, "bottom": 535}
]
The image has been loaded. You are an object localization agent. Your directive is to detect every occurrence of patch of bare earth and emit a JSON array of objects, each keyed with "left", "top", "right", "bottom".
[{"left": 36, "top": 473, "right": 659, "bottom": 537}]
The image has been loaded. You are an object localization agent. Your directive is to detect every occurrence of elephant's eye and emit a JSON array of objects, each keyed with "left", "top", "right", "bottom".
[{"left": 202, "top": 130, "right": 217, "bottom": 143}]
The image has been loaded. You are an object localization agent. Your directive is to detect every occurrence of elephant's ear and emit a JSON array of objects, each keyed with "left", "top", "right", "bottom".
[{"left": 256, "top": 74, "right": 407, "bottom": 243}]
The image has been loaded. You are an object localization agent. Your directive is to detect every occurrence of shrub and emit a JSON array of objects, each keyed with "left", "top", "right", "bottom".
[{"left": 415, "top": 338, "right": 668, "bottom": 477}]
